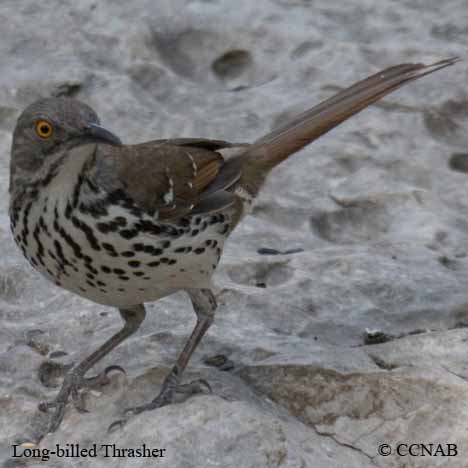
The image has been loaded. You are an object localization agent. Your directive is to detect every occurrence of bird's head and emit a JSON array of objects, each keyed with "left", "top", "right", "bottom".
[{"left": 10, "top": 97, "right": 121, "bottom": 178}]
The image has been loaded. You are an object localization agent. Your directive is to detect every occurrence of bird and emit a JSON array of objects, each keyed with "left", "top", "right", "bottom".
[{"left": 9, "top": 57, "right": 458, "bottom": 437}]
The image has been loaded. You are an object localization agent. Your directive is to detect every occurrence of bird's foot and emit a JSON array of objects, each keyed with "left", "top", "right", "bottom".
[
  {"left": 108, "top": 372, "right": 210, "bottom": 432},
  {"left": 39, "top": 365, "right": 125, "bottom": 433},
  {"left": 127, "top": 376, "right": 211, "bottom": 415},
  {"left": 82, "top": 365, "right": 126, "bottom": 389}
]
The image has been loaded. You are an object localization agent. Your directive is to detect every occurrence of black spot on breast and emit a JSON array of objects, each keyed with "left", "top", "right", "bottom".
[
  {"left": 78, "top": 199, "right": 108, "bottom": 218},
  {"left": 20, "top": 201, "right": 33, "bottom": 245},
  {"left": 84, "top": 263, "right": 98, "bottom": 274},
  {"left": 175, "top": 246, "right": 192, "bottom": 253},
  {"left": 113, "top": 216, "right": 127, "bottom": 226},
  {"left": 102, "top": 243, "right": 119, "bottom": 257},
  {"left": 136, "top": 245, "right": 162, "bottom": 256},
  {"left": 101, "top": 265, "right": 111, "bottom": 273},
  {"left": 128, "top": 261, "right": 141, "bottom": 268},
  {"left": 53, "top": 239, "right": 72, "bottom": 272},
  {"left": 133, "top": 271, "right": 145, "bottom": 276},
  {"left": 57, "top": 225, "right": 83, "bottom": 260},
  {"left": 148, "top": 247, "right": 163, "bottom": 255},
  {"left": 10, "top": 208, "right": 19, "bottom": 227},
  {"left": 71, "top": 216, "right": 101, "bottom": 251},
  {"left": 35, "top": 215, "right": 47, "bottom": 232},
  {"left": 33, "top": 225, "right": 45, "bottom": 262},
  {"left": 96, "top": 222, "right": 118, "bottom": 234},
  {"left": 148, "top": 261, "right": 160, "bottom": 267},
  {"left": 191, "top": 229, "right": 199, "bottom": 237},
  {"left": 120, "top": 229, "right": 139, "bottom": 239},
  {"left": 113, "top": 268, "right": 125, "bottom": 275},
  {"left": 106, "top": 189, "right": 142, "bottom": 217},
  {"left": 194, "top": 247, "right": 205, "bottom": 254},
  {"left": 121, "top": 251, "right": 135, "bottom": 257},
  {"left": 135, "top": 220, "right": 162, "bottom": 235}
]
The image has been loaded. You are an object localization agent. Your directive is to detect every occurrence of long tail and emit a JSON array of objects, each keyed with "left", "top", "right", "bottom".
[{"left": 238, "top": 57, "right": 459, "bottom": 196}]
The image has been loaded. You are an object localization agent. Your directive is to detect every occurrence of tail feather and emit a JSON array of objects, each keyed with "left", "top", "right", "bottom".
[{"left": 239, "top": 57, "right": 459, "bottom": 196}]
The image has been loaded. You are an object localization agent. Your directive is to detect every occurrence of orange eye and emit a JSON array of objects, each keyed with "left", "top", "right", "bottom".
[{"left": 35, "top": 120, "right": 54, "bottom": 139}]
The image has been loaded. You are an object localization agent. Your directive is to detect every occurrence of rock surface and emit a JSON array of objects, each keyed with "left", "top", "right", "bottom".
[{"left": 1, "top": 0, "right": 468, "bottom": 467}]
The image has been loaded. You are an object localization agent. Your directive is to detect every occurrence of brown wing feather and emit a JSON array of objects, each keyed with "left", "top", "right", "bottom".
[
  {"left": 191, "top": 159, "right": 222, "bottom": 191},
  {"left": 93, "top": 139, "right": 242, "bottom": 220}
]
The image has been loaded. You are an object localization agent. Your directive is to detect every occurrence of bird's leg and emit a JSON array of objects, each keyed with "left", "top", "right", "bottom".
[
  {"left": 127, "top": 289, "right": 216, "bottom": 415},
  {"left": 39, "top": 304, "right": 146, "bottom": 433}
]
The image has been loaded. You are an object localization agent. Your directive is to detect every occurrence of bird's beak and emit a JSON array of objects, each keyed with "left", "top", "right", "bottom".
[{"left": 85, "top": 123, "right": 122, "bottom": 146}]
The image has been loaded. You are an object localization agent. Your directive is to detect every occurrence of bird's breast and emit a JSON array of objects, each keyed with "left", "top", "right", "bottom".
[{"left": 10, "top": 188, "right": 234, "bottom": 307}]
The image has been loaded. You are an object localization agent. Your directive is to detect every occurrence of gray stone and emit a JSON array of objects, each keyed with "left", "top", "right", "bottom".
[{"left": 1, "top": 0, "right": 468, "bottom": 467}]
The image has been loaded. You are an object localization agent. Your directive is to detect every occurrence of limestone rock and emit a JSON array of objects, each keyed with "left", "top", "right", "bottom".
[{"left": 1, "top": 0, "right": 468, "bottom": 467}]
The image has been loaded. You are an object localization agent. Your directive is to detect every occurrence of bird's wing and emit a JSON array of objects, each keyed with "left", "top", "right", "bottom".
[{"left": 92, "top": 139, "right": 246, "bottom": 219}]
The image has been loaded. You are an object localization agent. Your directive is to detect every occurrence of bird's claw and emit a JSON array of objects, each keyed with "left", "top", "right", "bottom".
[
  {"left": 107, "top": 377, "right": 211, "bottom": 432},
  {"left": 124, "top": 377, "right": 211, "bottom": 415},
  {"left": 38, "top": 375, "right": 87, "bottom": 432},
  {"left": 81, "top": 365, "right": 126, "bottom": 388},
  {"left": 104, "top": 364, "right": 127, "bottom": 376},
  {"left": 108, "top": 418, "right": 128, "bottom": 433},
  {"left": 38, "top": 364, "right": 126, "bottom": 433}
]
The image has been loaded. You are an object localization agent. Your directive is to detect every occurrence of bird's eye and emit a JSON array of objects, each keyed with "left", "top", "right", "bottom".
[{"left": 35, "top": 120, "right": 54, "bottom": 139}]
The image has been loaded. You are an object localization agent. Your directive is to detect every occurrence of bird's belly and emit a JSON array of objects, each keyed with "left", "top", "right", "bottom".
[
  {"left": 11, "top": 200, "right": 231, "bottom": 308},
  {"left": 59, "top": 238, "right": 222, "bottom": 307}
]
